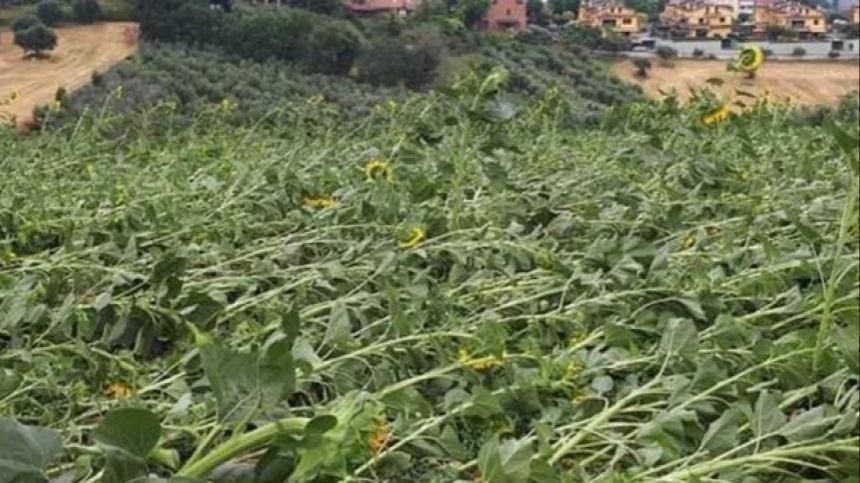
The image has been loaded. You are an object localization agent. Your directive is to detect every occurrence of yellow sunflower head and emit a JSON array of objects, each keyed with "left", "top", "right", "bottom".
[
  {"left": 104, "top": 382, "right": 135, "bottom": 399},
  {"left": 309, "top": 94, "right": 326, "bottom": 105},
  {"left": 398, "top": 226, "right": 425, "bottom": 249},
  {"left": 682, "top": 233, "right": 697, "bottom": 249},
  {"left": 368, "top": 418, "right": 392, "bottom": 456},
  {"left": 735, "top": 45, "right": 764, "bottom": 73},
  {"left": 701, "top": 105, "right": 732, "bottom": 126},
  {"left": 365, "top": 159, "right": 394, "bottom": 183},
  {"left": 303, "top": 195, "right": 337, "bottom": 208}
]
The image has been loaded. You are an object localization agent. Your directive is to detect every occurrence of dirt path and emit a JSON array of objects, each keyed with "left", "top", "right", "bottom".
[
  {"left": 0, "top": 22, "right": 138, "bottom": 128},
  {"left": 613, "top": 59, "right": 860, "bottom": 106}
]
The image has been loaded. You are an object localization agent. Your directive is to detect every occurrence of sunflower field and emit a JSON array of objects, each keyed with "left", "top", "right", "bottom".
[{"left": 0, "top": 66, "right": 858, "bottom": 483}]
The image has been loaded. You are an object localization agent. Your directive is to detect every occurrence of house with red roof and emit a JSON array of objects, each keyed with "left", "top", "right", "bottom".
[{"left": 479, "top": 0, "right": 528, "bottom": 31}]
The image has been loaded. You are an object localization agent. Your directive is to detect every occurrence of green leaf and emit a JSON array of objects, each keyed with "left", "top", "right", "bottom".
[
  {"left": 477, "top": 435, "right": 533, "bottom": 483},
  {"left": 0, "top": 369, "right": 22, "bottom": 400},
  {"left": 659, "top": 318, "right": 699, "bottom": 363},
  {"left": 94, "top": 408, "right": 161, "bottom": 458},
  {"left": 752, "top": 391, "right": 787, "bottom": 438},
  {"left": 200, "top": 344, "right": 262, "bottom": 422},
  {"left": 701, "top": 407, "right": 744, "bottom": 454},
  {"left": 465, "top": 387, "right": 503, "bottom": 419},
  {"left": 0, "top": 417, "right": 61, "bottom": 481},
  {"left": 779, "top": 406, "right": 830, "bottom": 442},
  {"left": 323, "top": 303, "right": 354, "bottom": 349}
]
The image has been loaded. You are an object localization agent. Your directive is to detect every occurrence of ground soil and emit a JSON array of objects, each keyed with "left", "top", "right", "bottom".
[
  {"left": 613, "top": 59, "right": 860, "bottom": 106},
  {"left": 0, "top": 22, "right": 138, "bottom": 129}
]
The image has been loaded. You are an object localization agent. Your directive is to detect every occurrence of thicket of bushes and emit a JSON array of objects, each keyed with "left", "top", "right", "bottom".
[
  {"left": 136, "top": 0, "right": 442, "bottom": 88},
  {"left": 34, "top": 44, "right": 408, "bottom": 132}
]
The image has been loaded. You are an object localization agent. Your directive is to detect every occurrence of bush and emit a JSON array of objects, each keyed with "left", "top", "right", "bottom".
[
  {"left": 762, "top": 48, "right": 773, "bottom": 58},
  {"left": 656, "top": 46, "right": 677, "bottom": 60},
  {"left": 73, "top": 0, "right": 101, "bottom": 23},
  {"left": 304, "top": 22, "right": 362, "bottom": 75},
  {"left": 632, "top": 57, "right": 651, "bottom": 77},
  {"left": 358, "top": 34, "right": 440, "bottom": 89},
  {"left": 14, "top": 22, "right": 57, "bottom": 57},
  {"left": 36, "top": 0, "right": 64, "bottom": 26},
  {"left": 12, "top": 14, "right": 41, "bottom": 32},
  {"left": 828, "top": 50, "right": 840, "bottom": 58},
  {"left": 692, "top": 48, "right": 704, "bottom": 57},
  {"left": 792, "top": 47, "right": 806, "bottom": 57}
]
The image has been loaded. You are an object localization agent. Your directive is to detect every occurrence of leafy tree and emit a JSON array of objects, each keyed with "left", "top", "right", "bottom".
[
  {"left": 14, "top": 22, "right": 57, "bottom": 58},
  {"left": 288, "top": 0, "right": 342, "bottom": 15},
  {"left": 624, "top": 0, "right": 661, "bottom": 21},
  {"left": 36, "top": 0, "right": 64, "bottom": 26},
  {"left": 527, "top": 0, "right": 549, "bottom": 25},
  {"left": 632, "top": 57, "right": 651, "bottom": 77},
  {"left": 73, "top": 0, "right": 102, "bottom": 23},
  {"left": 548, "top": 0, "right": 578, "bottom": 16},
  {"left": 765, "top": 24, "right": 798, "bottom": 41},
  {"left": 305, "top": 21, "right": 362, "bottom": 75},
  {"left": 458, "top": 0, "right": 490, "bottom": 28},
  {"left": 655, "top": 45, "right": 677, "bottom": 65},
  {"left": 358, "top": 33, "right": 440, "bottom": 88},
  {"left": 12, "top": 14, "right": 41, "bottom": 33},
  {"left": 792, "top": 46, "right": 806, "bottom": 56}
]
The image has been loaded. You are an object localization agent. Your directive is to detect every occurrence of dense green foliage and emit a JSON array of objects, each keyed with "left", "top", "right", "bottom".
[
  {"left": 35, "top": 36, "right": 639, "bottom": 132},
  {"left": 13, "top": 20, "right": 56, "bottom": 56},
  {"left": 35, "top": 44, "right": 408, "bottom": 132},
  {"left": 72, "top": 0, "right": 102, "bottom": 23},
  {"left": 2, "top": 62, "right": 858, "bottom": 481},
  {"left": 35, "top": 0, "right": 62, "bottom": 26}
]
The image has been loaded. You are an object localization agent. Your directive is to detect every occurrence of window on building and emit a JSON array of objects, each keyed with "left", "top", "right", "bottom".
[
  {"left": 720, "top": 17, "right": 725, "bottom": 22},
  {"left": 699, "top": 17, "right": 705, "bottom": 24},
  {"left": 506, "top": 8, "right": 511, "bottom": 14},
  {"left": 813, "top": 19, "right": 819, "bottom": 24},
  {"left": 623, "top": 18, "right": 632, "bottom": 24}
]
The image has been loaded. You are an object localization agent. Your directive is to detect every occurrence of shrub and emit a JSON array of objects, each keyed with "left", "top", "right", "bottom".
[
  {"left": 36, "top": 0, "right": 64, "bottom": 26},
  {"left": 304, "top": 21, "right": 362, "bottom": 75},
  {"left": 14, "top": 22, "right": 57, "bottom": 57},
  {"left": 762, "top": 48, "right": 773, "bottom": 58},
  {"left": 632, "top": 57, "right": 651, "bottom": 77},
  {"left": 692, "top": 48, "right": 704, "bottom": 57},
  {"left": 655, "top": 45, "right": 677, "bottom": 66},
  {"left": 358, "top": 34, "right": 440, "bottom": 89},
  {"left": 792, "top": 46, "right": 806, "bottom": 57},
  {"left": 12, "top": 15, "right": 41, "bottom": 33},
  {"left": 828, "top": 50, "right": 840, "bottom": 58},
  {"left": 73, "top": 0, "right": 102, "bottom": 23}
]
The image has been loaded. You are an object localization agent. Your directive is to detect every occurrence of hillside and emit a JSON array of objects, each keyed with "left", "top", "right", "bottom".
[
  {"left": 0, "top": 2, "right": 858, "bottom": 482},
  {"left": 0, "top": 22, "right": 138, "bottom": 127},
  {"left": 2, "top": 67, "right": 859, "bottom": 481},
  {"left": 614, "top": 58, "right": 860, "bottom": 106}
]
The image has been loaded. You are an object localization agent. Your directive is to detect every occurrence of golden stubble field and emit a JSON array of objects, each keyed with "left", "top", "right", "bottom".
[
  {"left": 614, "top": 58, "right": 860, "bottom": 105},
  {"left": 0, "top": 22, "right": 138, "bottom": 128}
]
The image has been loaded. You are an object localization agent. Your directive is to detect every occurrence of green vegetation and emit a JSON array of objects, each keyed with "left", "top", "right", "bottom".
[
  {"left": 2, "top": 58, "right": 859, "bottom": 480},
  {"left": 13, "top": 19, "right": 56, "bottom": 56},
  {"left": 72, "top": 0, "right": 102, "bottom": 23},
  {"left": 35, "top": 0, "right": 63, "bottom": 26},
  {"left": 1, "top": 2, "right": 859, "bottom": 482}
]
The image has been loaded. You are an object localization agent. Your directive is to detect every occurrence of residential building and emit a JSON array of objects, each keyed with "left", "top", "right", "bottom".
[
  {"left": 342, "top": 0, "right": 422, "bottom": 16},
  {"left": 852, "top": 2, "right": 860, "bottom": 25},
  {"left": 660, "top": 1, "right": 734, "bottom": 38},
  {"left": 480, "top": 0, "right": 528, "bottom": 31},
  {"left": 753, "top": 1, "right": 828, "bottom": 38},
  {"left": 578, "top": 1, "right": 648, "bottom": 36}
]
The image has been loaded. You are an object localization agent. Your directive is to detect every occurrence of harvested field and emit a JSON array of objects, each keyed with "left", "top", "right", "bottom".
[
  {"left": 613, "top": 58, "right": 860, "bottom": 105},
  {"left": 0, "top": 22, "right": 138, "bottom": 128}
]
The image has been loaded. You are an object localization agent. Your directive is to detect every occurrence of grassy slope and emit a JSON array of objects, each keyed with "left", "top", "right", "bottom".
[{"left": 1, "top": 83, "right": 858, "bottom": 480}]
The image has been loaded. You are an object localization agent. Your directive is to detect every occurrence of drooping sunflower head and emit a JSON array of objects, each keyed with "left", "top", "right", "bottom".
[
  {"left": 368, "top": 418, "right": 392, "bottom": 456},
  {"left": 398, "top": 226, "right": 426, "bottom": 249},
  {"left": 104, "top": 382, "right": 135, "bottom": 399},
  {"left": 735, "top": 45, "right": 764, "bottom": 73},
  {"left": 701, "top": 104, "right": 732, "bottom": 126},
  {"left": 365, "top": 159, "right": 394, "bottom": 183},
  {"left": 303, "top": 195, "right": 337, "bottom": 209}
]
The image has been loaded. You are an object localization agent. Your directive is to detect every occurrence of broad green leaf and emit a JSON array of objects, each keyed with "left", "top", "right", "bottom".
[
  {"left": 477, "top": 435, "right": 533, "bottom": 483},
  {"left": 465, "top": 387, "right": 503, "bottom": 418},
  {"left": 701, "top": 407, "right": 745, "bottom": 454},
  {"left": 659, "top": 318, "right": 699, "bottom": 363},
  {"left": 200, "top": 344, "right": 262, "bottom": 422},
  {"left": 780, "top": 406, "right": 830, "bottom": 442},
  {"left": 0, "top": 417, "right": 62, "bottom": 469},
  {"left": 94, "top": 408, "right": 161, "bottom": 458},
  {"left": 752, "top": 391, "right": 787, "bottom": 438}
]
